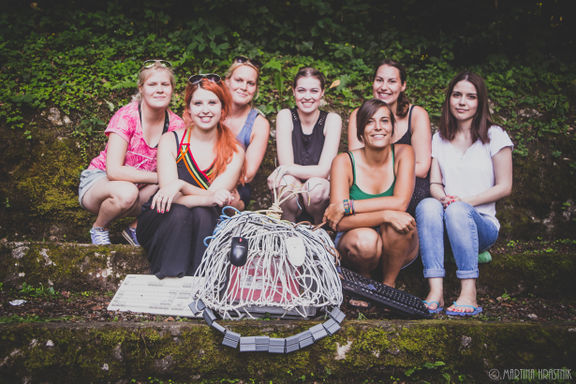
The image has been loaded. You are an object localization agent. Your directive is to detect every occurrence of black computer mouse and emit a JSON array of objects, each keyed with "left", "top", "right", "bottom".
[{"left": 229, "top": 236, "right": 248, "bottom": 266}]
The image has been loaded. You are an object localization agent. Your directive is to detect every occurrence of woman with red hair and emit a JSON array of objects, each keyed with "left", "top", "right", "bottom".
[{"left": 136, "top": 74, "right": 244, "bottom": 278}]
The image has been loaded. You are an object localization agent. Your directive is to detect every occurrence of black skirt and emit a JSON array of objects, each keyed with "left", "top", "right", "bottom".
[{"left": 136, "top": 203, "right": 219, "bottom": 278}]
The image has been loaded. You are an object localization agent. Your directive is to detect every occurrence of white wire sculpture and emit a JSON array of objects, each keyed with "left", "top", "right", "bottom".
[{"left": 191, "top": 184, "right": 343, "bottom": 321}]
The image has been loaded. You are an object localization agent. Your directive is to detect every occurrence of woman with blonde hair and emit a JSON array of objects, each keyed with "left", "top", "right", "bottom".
[
  {"left": 78, "top": 60, "right": 184, "bottom": 245},
  {"left": 223, "top": 56, "right": 270, "bottom": 210}
]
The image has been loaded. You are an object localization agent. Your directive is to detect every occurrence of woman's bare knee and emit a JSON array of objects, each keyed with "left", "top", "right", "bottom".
[
  {"left": 138, "top": 184, "right": 159, "bottom": 205},
  {"left": 381, "top": 224, "right": 419, "bottom": 264},
  {"left": 339, "top": 229, "right": 381, "bottom": 271},
  {"left": 112, "top": 183, "right": 140, "bottom": 209},
  {"left": 304, "top": 178, "right": 329, "bottom": 205}
]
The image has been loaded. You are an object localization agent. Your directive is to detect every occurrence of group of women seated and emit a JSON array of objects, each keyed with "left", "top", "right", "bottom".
[{"left": 78, "top": 57, "right": 513, "bottom": 316}]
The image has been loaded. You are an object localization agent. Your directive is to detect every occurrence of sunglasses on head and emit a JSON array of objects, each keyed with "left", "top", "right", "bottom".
[
  {"left": 188, "top": 73, "right": 222, "bottom": 85},
  {"left": 233, "top": 55, "right": 262, "bottom": 70},
  {"left": 142, "top": 60, "right": 172, "bottom": 69}
]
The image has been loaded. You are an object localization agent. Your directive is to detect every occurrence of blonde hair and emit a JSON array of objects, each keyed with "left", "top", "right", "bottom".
[
  {"left": 132, "top": 62, "right": 175, "bottom": 102},
  {"left": 225, "top": 62, "right": 260, "bottom": 82}
]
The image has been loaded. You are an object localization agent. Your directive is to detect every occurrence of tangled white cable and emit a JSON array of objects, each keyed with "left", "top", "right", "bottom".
[
  {"left": 191, "top": 207, "right": 343, "bottom": 320},
  {"left": 188, "top": 185, "right": 346, "bottom": 353}
]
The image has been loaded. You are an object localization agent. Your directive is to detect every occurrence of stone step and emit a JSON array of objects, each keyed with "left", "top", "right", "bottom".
[
  {"left": 1, "top": 320, "right": 574, "bottom": 383},
  {"left": 1, "top": 239, "right": 575, "bottom": 383},
  {"left": 1, "top": 239, "right": 575, "bottom": 299}
]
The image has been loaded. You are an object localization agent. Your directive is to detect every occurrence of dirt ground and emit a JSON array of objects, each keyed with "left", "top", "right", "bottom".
[
  {"left": 2, "top": 239, "right": 575, "bottom": 323},
  {"left": 2, "top": 288, "right": 575, "bottom": 324}
]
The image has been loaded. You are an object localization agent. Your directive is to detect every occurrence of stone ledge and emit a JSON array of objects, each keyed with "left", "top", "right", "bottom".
[
  {"left": 0, "top": 241, "right": 148, "bottom": 291},
  {"left": 1, "top": 320, "right": 574, "bottom": 383},
  {"left": 1, "top": 240, "right": 575, "bottom": 299}
]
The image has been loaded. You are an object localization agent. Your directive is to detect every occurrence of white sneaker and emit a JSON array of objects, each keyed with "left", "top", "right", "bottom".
[{"left": 90, "top": 227, "right": 111, "bottom": 245}]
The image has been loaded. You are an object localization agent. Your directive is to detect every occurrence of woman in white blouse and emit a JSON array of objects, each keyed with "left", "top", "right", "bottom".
[{"left": 416, "top": 72, "right": 513, "bottom": 316}]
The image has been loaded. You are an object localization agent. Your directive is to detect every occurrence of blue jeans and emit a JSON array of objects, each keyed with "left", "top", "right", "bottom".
[{"left": 415, "top": 198, "right": 499, "bottom": 280}]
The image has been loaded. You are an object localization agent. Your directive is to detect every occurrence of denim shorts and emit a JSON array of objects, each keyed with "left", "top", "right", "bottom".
[
  {"left": 334, "top": 226, "right": 380, "bottom": 248},
  {"left": 78, "top": 168, "right": 106, "bottom": 209}
]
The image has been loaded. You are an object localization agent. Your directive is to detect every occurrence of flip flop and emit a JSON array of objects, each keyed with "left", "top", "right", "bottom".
[
  {"left": 349, "top": 298, "right": 372, "bottom": 309},
  {"left": 423, "top": 300, "right": 444, "bottom": 314},
  {"left": 445, "top": 302, "right": 483, "bottom": 316}
]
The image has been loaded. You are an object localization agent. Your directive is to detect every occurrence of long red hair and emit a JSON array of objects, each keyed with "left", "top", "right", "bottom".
[{"left": 183, "top": 78, "right": 243, "bottom": 181}]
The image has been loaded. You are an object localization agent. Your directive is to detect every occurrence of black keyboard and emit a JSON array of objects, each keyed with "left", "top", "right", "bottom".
[{"left": 338, "top": 266, "right": 431, "bottom": 319}]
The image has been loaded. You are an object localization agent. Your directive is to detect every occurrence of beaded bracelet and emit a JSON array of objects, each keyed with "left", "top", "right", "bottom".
[
  {"left": 343, "top": 199, "right": 351, "bottom": 216},
  {"left": 343, "top": 199, "right": 355, "bottom": 216}
]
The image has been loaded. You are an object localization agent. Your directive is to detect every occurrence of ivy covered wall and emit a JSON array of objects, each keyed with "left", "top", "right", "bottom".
[{"left": 0, "top": 0, "right": 574, "bottom": 241}]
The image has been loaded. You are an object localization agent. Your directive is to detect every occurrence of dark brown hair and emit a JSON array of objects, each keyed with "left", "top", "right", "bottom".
[
  {"left": 373, "top": 59, "right": 410, "bottom": 117},
  {"left": 439, "top": 71, "right": 493, "bottom": 144},
  {"left": 293, "top": 66, "right": 326, "bottom": 89},
  {"left": 356, "top": 98, "right": 396, "bottom": 142}
]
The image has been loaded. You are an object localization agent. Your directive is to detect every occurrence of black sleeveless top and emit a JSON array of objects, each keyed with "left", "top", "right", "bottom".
[
  {"left": 394, "top": 105, "right": 414, "bottom": 145},
  {"left": 393, "top": 105, "right": 430, "bottom": 215},
  {"left": 291, "top": 108, "right": 328, "bottom": 166},
  {"left": 174, "top": 130, "right": 214, "bottom": 189}
]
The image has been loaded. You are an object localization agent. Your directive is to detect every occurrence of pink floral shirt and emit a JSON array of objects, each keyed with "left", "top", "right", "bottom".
[{"left": 89, "top": 101, "right": 185, "bottom": 172}]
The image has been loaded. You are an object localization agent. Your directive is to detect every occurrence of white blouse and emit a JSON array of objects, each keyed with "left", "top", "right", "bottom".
[{"left": 432, "top": 125, "right": 513, "bottom": 229}]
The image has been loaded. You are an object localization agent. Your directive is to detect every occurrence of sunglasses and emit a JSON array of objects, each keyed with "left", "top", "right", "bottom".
[
  {"left": 233, "top": 55, "right": 262, "bottom": 70},
  {"left": 142, "top": 60, "right": 172, "bottom": 69},
  {"left": 188, "top": 73, "right": 222, "bottom": 85}
]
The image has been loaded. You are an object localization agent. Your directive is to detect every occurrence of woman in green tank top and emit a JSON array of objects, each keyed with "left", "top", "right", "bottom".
[{"left": 324, "top": 99, "right": 419, "bottom": 292}]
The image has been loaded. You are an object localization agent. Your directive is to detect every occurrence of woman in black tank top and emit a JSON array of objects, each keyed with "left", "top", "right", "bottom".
[
  {"left": 267, "top": 67, "right": 342, "bottom": 224},
  {"left": 347, "top": 59, "right": 432, "bottom": 215}
]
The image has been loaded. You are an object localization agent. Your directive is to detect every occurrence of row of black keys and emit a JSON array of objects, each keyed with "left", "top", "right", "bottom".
[{"left": 338, "top": 266, "right": 431, "bottom": 319}]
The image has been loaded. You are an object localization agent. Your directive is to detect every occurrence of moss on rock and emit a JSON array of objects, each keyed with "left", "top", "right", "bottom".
[
  {"left": 1, "top": 240, "right": 574, "bottom": 299},
  {"left": 0, "top": 241, "right": 149, "bottom": 291},
  {"left": 1, "top": 320, "right": 575, "bottom": 383},
  {"left": 483, "top": 245, "right": 576, "bottom": 298}
]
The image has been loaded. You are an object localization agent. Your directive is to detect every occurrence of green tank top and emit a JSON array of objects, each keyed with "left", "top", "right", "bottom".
[{"left": 348, "top": 145, "right": 396, "bottom": 200}]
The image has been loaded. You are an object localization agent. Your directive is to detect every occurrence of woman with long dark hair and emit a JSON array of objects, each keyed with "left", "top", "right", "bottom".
[
  {"left": 348, "top": 59, "right": 431, "bottom": 215},
  {"left": 416, "top": 72, "right": 513, "bottom": 315}
]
